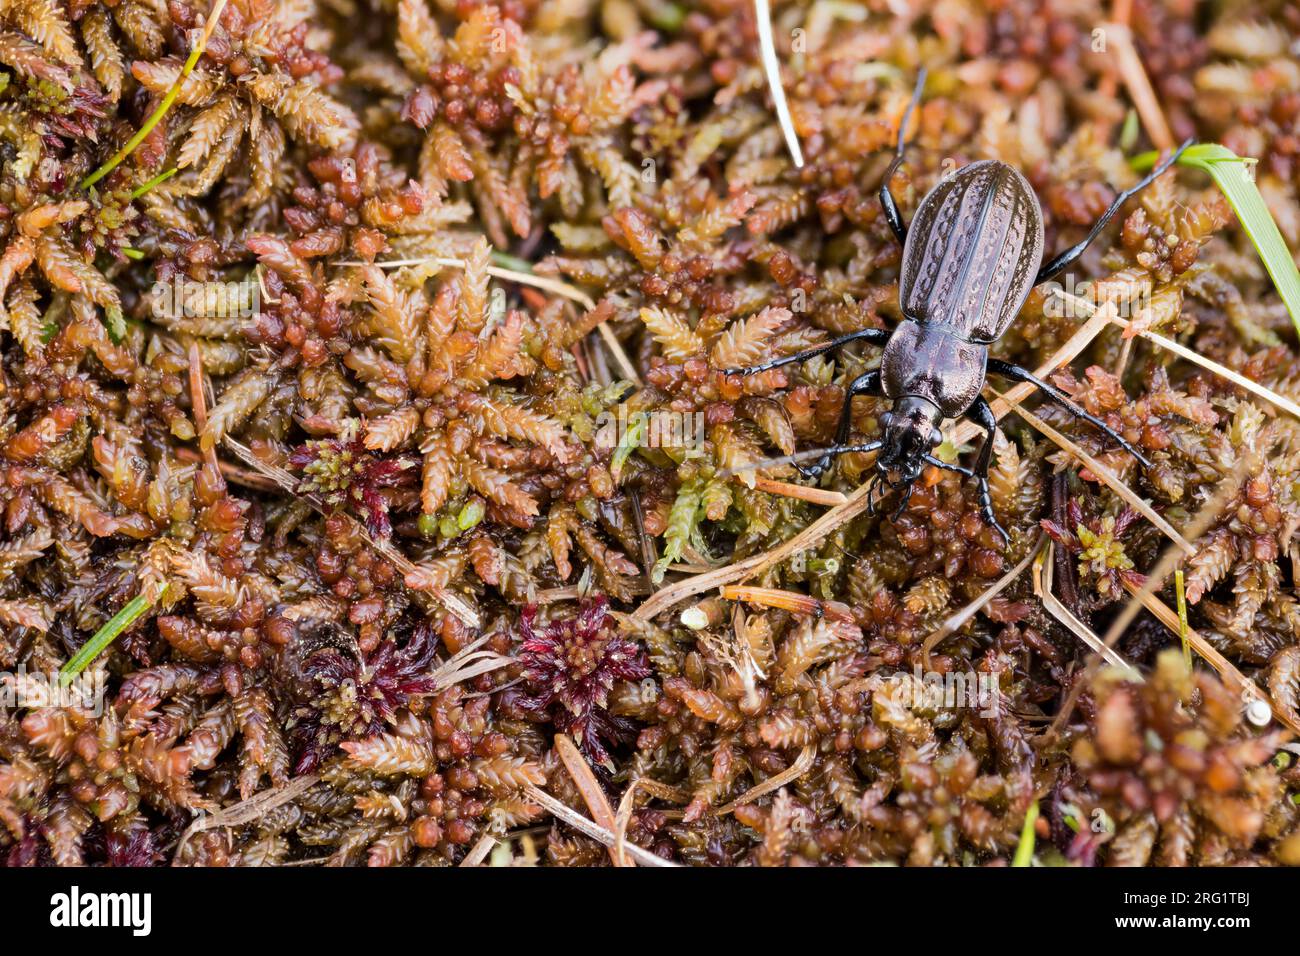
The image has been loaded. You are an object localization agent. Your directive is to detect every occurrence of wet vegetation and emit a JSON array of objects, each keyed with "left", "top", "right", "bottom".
[{"left": 2, "top": 0, "right": 1300, "bottom": 866}]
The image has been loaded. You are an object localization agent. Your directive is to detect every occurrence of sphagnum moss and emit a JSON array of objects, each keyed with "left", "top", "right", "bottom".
[{"left": 0, "top": 0, "right": 1298, "bottom": 867}]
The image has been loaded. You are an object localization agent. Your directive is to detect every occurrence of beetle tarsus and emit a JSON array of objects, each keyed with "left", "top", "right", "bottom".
[
  {"left": 962, "top": 396, "right": 1011, "bottom": 545},
  {"left": 795, "top": 455, "right": 833, "bottom": 480},
  {"left": 974, "top": 472, "right": 1009, "bottom": 545}
]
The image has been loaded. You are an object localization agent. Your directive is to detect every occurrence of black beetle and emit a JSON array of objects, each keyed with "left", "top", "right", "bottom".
[{"left": 730, "top": 70, "right": 1191, "bottom": 544}]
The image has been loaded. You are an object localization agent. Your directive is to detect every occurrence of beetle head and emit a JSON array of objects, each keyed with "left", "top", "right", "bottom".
[{"left": 877, "top": 396, "right": 943, "bottom": 486}]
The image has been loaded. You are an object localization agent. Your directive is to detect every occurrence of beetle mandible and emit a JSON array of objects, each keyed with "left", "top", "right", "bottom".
[{"left": 729, "top": 69, "right": 1191, "bottom": 544}]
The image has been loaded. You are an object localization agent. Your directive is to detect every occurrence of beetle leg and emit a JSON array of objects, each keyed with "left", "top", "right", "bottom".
[
  {"left": 922, "top": 455, "right": 974, "bottom": 478},
  {"left": 964, "top": 396, "right": 1010, "bottom": 545},
  {"left": 728, "top": 328, "right": 890, "bottom": 376},
  {"left": 1035, "top": 138, "right": 1194, "bottom": 285},
  {"left": 879, "top": 68, "right": 927, "bottom": 246},
  {"left": 865, "top": 475, "right": 881, "bottom": 516},
  {"left": 797, "top": 370, "right": 884, "bottom": 478},
  {"left": 891, "top": 481, "right": 914, "bottom": 520},
  {"left": 986, "top": 358, "right": 1153, "bottom": 469}
]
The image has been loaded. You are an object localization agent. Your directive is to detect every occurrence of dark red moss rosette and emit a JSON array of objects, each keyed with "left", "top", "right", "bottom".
[{"left": 506, "top": 597, "right": 650, "bottom": 769}]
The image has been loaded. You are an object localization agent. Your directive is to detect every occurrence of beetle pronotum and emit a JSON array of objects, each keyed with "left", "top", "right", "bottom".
[{"left": 729, "top": 70, "right": 1191, "bottom": 544}]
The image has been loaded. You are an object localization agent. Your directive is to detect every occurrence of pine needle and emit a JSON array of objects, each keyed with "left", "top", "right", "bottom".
[
  {"left": 173, "top": 446, "right": 281, "bottom": 491},
  {"left": 59, "top": 594, "right": 153, "bottom": 686},
  {"left": 1108, "top": 22, "right": 1174, "bottom": 150},
  {"left": 720, "top": 585, "right": 853, "bottom": 621},
  {"left": 188, "top": 342, "right": 219, "bottom": 473},
  {"left": 554, "top": 733, "right": 629, "bottom": 866},
  {"left": 752, "top": 476, "right": 847, "bottom": 506},
  {"left": 82, "top": 0, "right": 229, "bottom": 190}
]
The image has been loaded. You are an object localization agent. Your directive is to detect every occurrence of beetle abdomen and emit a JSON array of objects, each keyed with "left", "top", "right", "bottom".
[{"left": 898, "top": 160, "right": 1045, "bottom": 343}]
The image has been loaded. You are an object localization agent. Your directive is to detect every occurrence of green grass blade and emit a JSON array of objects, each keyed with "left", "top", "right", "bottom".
[
  {"left": 130, "top": 166, "right": 179, "bottom": 201},
  {"left": 1133, "top": 142, "right": 1300, "bottom": 339},
  {"left": 59, "top": 594, "right": 153, "bottom": 687},
  {"left": 1012, "top": 800, "right": 1040, "bottom": 867},
  {"left": 80, "top": 0, "right": 228, "bottom": 191},
  {"left": 80, "top": 52, "right": 199, "bottom": 191},
  {"left": 489, "top": 250, "right": 536, "bottom": 274}
]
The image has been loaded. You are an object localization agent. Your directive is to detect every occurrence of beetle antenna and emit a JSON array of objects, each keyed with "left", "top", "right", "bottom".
[
  {"left": 881, "top": 67, "right": 927, "bottom": 187},
  {"left": 896, "top": 68, "right": 927, "bottom": 159},
  {"left": 923, "top": 454, "right": 974, "bottom": 478},
  {"left": 715, "top": 446, "right": 836, "bottom": 478},
  {"left": 717, "top": 441, "right": 883, "bottom": 480}
]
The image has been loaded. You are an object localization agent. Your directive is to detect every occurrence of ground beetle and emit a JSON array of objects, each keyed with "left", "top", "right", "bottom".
[{"left": 730, "top": 70, "right": 1192, "bottom": 544}]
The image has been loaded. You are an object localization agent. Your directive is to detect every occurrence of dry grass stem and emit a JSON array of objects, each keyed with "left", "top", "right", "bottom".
[
  {"left": 555, "top": 734, "right": 629, "bottom": 866},
  {"left": 1100, "top": 453, "right": 1259, "bottom": 648},
  {"left": 1053, "top": 289, "right": 1300, "bottom": 421},
  {"left": 522, "top": 785, "right": 676, "bottom": 867},
  {"left": 752, "top": 476, "right": 848, "bottom": 506},
  {"left": 754, "top": 0, "right": 804, "bottom": 167},
  {"left": 221, "top": 437, "right": 481, "bottom": 628},
  {"left": 716, "top": 745, "right": 816, "bottom": 815},
  {"left": 1034, "top": 544, "right": 1142, "bottom": 678},
  {"left": 1120, "top": 579, "right": 1300, "bottom": 736},
  {"left": 995, "top": 389, "right": 1194, "bottom": 554},
  {"left": 1106, "top": 21, "right": 1175, "bottom": 150},
  {"left": 922, "top": 536, "right": 1044, "bottom": 665}
]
